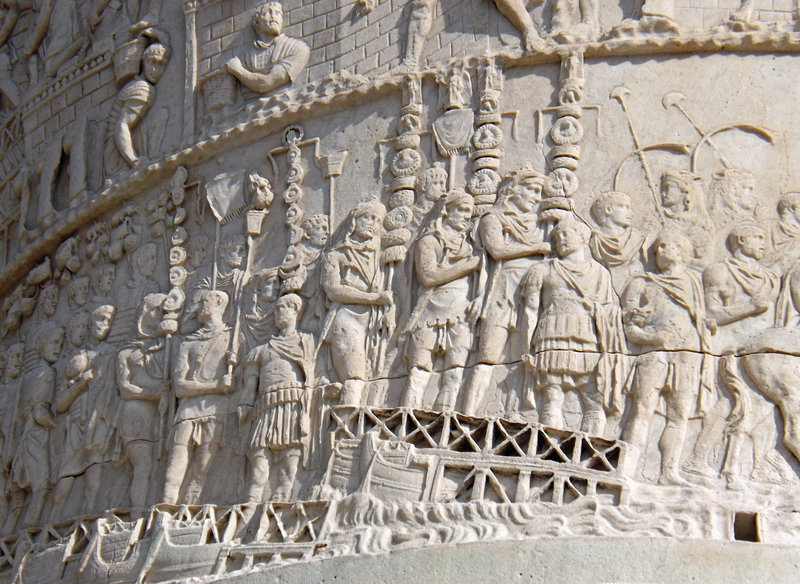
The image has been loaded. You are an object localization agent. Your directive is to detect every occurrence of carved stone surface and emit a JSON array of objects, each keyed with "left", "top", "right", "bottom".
[{"left": 1, "top": 0, "right": 800, "bottom": 581}]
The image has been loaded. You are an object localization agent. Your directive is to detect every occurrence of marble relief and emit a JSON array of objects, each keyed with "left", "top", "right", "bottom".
[{"left": 1, "top": 0, "right": 800, "bottom": 580}]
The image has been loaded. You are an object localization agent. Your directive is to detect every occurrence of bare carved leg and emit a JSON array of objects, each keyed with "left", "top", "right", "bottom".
[
  {"left": 541, "top": 384, "right": 565, "bottom": 429},
  {"left": 492, "top": 0, "right": 545, "bottom": 51},
  {"left": 162, "top": 443, "right": 190, "bottom": 504},
  {"left": 402, "top": 366, "right": 432, "bottom": 409},
  {"left": 126, "top": 441, "right": 154, "bottom": 507}
]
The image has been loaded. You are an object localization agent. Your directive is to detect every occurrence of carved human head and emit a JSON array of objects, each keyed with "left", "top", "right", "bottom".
[
  {"left": 551, "top": 217, "right": 590, "bottom": 258},
  {"left": 138, "top": 293, "right": 167, "bottom": 337},
  {"left": 498, "top": 163, "right": 544, "bottom": 212},
  {"left": 55, "top": 236, "right": 81, "bottom": 276},
  {"left": 253, "top": 1, "right": 283, "bottom": 37},
  {"left": 443, "top": 189, "right": 474, "bottom": 232},
  {"left": 197, "top": 289, "right": 229, "bottom": 323},
  {"left": 417, "top": 163, "right": 448, "bottom": 203},
  {"left": 653, "top": 231, "right": 693, "bottom": 271},
  {"left": 143, "top": 42, "right": 170, "bottom": 84},
  {"left": 68, "top": 276, "right": 90, "bottom": 308},
  {"left": 6, "top": 343, "right": 24, "bottom": 380},
  {"left": 134, "top": 242, "right": 158, "bottom": 278},
  {"left": 778, "top": 192, "right": 800, "bottom": 224},
  {"left": 91, "top": 305, "right": 115, "bottom": 342},
  {"left": 351, "top": 199, "right": 386, "bottom": 240},
  {"left": 220, "top": 234, "right": 246, "bottom": 269},
  {"left": 591, "top": 191, "right": 633, "bottom": 229},
  {"left": 660, "top": 170, "right": 703, "bottom": 213},
  {"left": 728, "top": 222, "right": 767, "bottom": 260},
  {"left": 302, "top": 214, "right": 329, "bottom": 248},
  {"left": 275, "top": 292, "right": 302, "bottom": 328},
  {"left": 253, "top": 267, "right": 280, "bottom": 304},
  {"left": 67, "top": 311, "right": 90, "bottom": 348},
  {"left": 710, "top": 168, "right": 757, "bottom": 215},
  {"left": 40, "top": 327, "right": 65, "bottom": 363},
  {"left": 249, "top": 172, "right": 274, "bottom": 211},
  {"left": 93, "top": 263, "right": 116, "bottom": 296},
  {"left": 38, "top": 284, "right": 59, "bottom": 317}
]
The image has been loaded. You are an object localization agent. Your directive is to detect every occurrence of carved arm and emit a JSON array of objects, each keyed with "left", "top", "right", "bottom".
[
  {"left": 116, "top": 350, "right": 166, "bottom": 401},
  {"left": 55, "top": 370, "right": 93, "bottom": 413},
  {"left": 480, "top": 214, "right": 550, "bottom": 260},
  {"left": 415, "top": 235, "right": 480, "bottom": 288},
  {"left": 703, "top": 264, "right": 767, "bottom": 327},
  {"left": 321, "top": 253, "right": 392, "bottom": 306},
  {"left": 225, "top": 57, "right": 290, "bottom": 95}
]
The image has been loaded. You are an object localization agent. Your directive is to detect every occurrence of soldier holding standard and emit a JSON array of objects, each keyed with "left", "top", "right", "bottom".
[
  {"left": 162, "top": 290, "right": 234, "bottom": 504},
  {"left": 400, "top": 189, "right": 481, "bottom": 411}
]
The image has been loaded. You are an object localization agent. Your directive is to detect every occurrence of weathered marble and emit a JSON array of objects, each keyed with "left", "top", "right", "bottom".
[{"left": 0, "top": 0, "right": 800, "bottom": 581}]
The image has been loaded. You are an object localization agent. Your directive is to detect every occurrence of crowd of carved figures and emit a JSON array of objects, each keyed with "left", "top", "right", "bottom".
[
  {"left": 1, "top": 0, "right": 795, "bottom": 133},
  {"left": 1, "top": 155, "right": 800, "bottom": 533},
  {"left": 2, "top": 0, "right": 800, "bottom": 541}
]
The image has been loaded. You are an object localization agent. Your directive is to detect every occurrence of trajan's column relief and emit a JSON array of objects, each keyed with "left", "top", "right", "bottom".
[{"left": 1, "top": 0, "right": 800, "bottom": 581}]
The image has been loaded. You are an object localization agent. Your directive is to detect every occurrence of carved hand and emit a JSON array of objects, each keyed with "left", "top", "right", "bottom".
[
  {"left": 33, "top": 403, "right": 56, "bottom": 429},
  {"left": 529, "top": 241, "right": 552, "bottom": 255},
  {"left": 466, "top": 299, "right": 480, "bottom": 325},
  {"left": 226, "top": 351, "right": 238, "bottom": 369},
  {"left": 379, "top": 307, "right": 396, "bottom": 338},
  {"left": 225, "top": 57, "right": 245, "bottom": 77},
  {"left": 324, "top": 382, "right": 343, "bottom": 399},
  {"left": 376, "top": 290, "right": 394, "bottom": 306},
  {"left": 752, "top": 295, "right": 771, "bottom": 314}
]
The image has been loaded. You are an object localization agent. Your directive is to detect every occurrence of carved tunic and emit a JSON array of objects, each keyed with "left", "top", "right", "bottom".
[
  {"left": 525, "top": 257, "right": 623, "bottom": 379},
  {"left": 117, "top": 78, "right": 156, "bottom": 111},
  {"left": 245, "top": 332, "right": 314, "bottom": 450},
  {"left": 84, "top": 342, "right": 117, "bottom": 465},
  {"left": 412, "top": 221, "right": 473, "bottom": 330},
  {"left": 703, "top": 257, "right": 778, "bottom": 349},
  {"left": 103, "top": 78, "right": 157, "bottom": 173},
  {"left": 589, "top": 227, "right": 650, "bottom": 293},
  {"left": 625, "top": 270, "right": 707, "bottom": 353},
  {"left": 56, "top": 350, "right": 91, "bottom": 478},
  {"left": 770, "top": 220, "right": 800, "bottom": 272},
  {"left": 481, "top": 207, "right": 545, "bottom": 330},
  {"left": 622, "top": 268, "right": 713, "bottom": 414},
  {"left": 322, "top": 236, "right": 384, "bottom": 378},
  {"left": 0, "top": 376, "right": 19, "bottom": 494},
  {"left": 116, "top": 343, "right": 164, "bottom": 446},
  {"left": 174, "top": 327, "right": 231, "bottom": 424},
  {"left": 11, "top": 364, "right": 55, "bottom": 490},
  {"left": 241, "top": 35, "right": 311, "bottom": 101}
]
